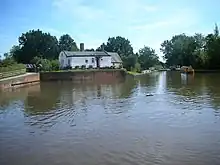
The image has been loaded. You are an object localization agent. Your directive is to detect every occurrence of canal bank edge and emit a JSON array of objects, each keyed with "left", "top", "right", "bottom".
[
  {"left": 40, "top": 69, "right": 126, "bottom": 83},
  {"left": 0, "top": 69, "right": 127, "bottom": 90},
  {"left": 0, "top": 73, "right": 40, "bottom": 90}
]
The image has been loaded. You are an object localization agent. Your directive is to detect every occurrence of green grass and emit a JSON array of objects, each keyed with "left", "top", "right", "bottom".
[
  {"left": 0, "top": 63, "right": 26, "bottom": 79},
  {"left": 127, "top": 71, "right": 137, "bottom": 74},
  {"left": 0, "top": 68, "right": 26, "bottom": 79},
  {"left": 0, "top": 64, "right": 25, "bottom": 73},
  {"left": 127, "top": 71, "right": 141, "bottom": 75}
]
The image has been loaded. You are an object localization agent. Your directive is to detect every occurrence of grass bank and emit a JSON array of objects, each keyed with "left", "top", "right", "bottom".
[
  {"left": 0, "top": 64, "right": 26, "bottom": 79},
  {"left": 127, "top": 71, "right": 141, "bottom": 76},
  {"left": 126, "top": 71, "right": 150, "bottom": 77}
]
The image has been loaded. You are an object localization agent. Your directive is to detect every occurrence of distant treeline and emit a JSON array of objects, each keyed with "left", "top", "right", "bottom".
[
  {"left": 161, "top": 24, "right": 220, "bottom": 69},
  {"left": 1, "top": 29, "right": 160, "bottom": 72},
  {"left": 2, "top": 24, "right": 220, "bottom": 71}
]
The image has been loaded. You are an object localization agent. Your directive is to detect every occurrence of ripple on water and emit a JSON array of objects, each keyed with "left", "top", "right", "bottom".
[{"left": 1, "top": 73, "right": 220, "bottom": 165}]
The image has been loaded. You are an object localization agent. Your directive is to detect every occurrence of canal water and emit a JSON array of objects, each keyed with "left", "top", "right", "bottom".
[{"left": 1, "top": 71, "right": 220, "bottom": 165}]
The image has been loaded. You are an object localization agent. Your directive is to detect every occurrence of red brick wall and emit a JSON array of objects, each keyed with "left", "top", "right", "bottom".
[
  {"left": 0, "top": 73, "right": 40, "bottom": 90},
  {"left": 40, "top": 70, "right": 126, "bottom": 83}
]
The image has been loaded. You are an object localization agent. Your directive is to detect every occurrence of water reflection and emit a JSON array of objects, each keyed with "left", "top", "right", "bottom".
[
  {"left": 0, "top": 85, "right": 41, "bottom": 110},
  {"left": 1, "top": 72, "right": 220, "bottom": 165},
  {"left": 20, "top": 79, "right": 137, "bottom": 131},
  {"left": 21, "top": 72, "right": 220, "bottom": 120}
]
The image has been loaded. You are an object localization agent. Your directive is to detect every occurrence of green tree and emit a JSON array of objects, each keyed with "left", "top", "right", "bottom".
[
  {"left": 138, "top": 46, "right": 159, "bottom": 69},
  {"left": 204, "top": 25, "right": 220, "bottom": 69},
  {"left": 122, "top": 54, "right": 137, "bottom": 70},
  {"left": 192, "top": 33, "right": 207, "bottom": 68},
  {"left": 14, "top": 29, "right": 59, "bottom": 63},
  {"left": 161, "top": 34, "right": 198, "bottom": 67},
  {"left": 3, "top": 53, "right": 9, "bottom": 59},
  {"left": 97, "top": 36, "right": 135, "bottom": 70},
  {"left": 31, "top": 57, "right": 59, "bottom": 71},
  {"left": 160, "top": 25, "right": 220, "bottom": 69},
  {"left": 96, "top": 43, "right": 106, "bottom": 51},
  {"left": 59, "top": 34, "right": 78, "bottom": 51},
  {"left": 104, "top": 36, "right": 133, "bottom": 57},
  {"left": 8, "top": 45, "right": 20, "bottom": 59}
]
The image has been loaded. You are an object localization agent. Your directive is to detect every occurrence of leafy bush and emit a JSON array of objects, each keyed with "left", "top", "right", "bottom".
[
  {"left": 50, "top": 60, "right": 59, "bottom": 71},
  {"left": 63, "top": 65, "right": 72, "bottom": 70},
  {"left": 40, "top": 59, "right": 51, "bottom": 71},
  {"left": 0, "top": 64, "right": 25, "bottom": 72},
  {"left": 0, "top": 58, "right": 16, "bottom": 67},
  {"left": 135, "top": 62, "right": 141, "bottom": 73},
  {"left": 81, "top": 65, "right": 86, "bottom": 69},
  {"left": 30, "top": 58, "right": 60, "bottom": 71},
  {"left": 75, "top": 66, "right": 79, "bottom": 69},
  {"left": 88, "top": 65, "right": 93, "bottom": 69},
  {"left": 31, "top": 56, "right": 42, "bottom": 65},
  {"left": 0, "top": 57, "right": 25, "bottom": 73}
]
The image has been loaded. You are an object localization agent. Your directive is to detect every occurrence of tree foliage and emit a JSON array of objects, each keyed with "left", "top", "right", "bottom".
[
  {"left": 97, "top": 36, "right": 137, "bottom": 70},
  {"left": 138, "top": 46, "right": 159, "bottom": 69},
  {"left": 103, "top": 36, "right": 133, "bottom": 57},
  {"left": 59, "top": 34, "right": 78, "bottom": 51},
  {"left": 97, "top": 36, "right": 161, "bottom": 71},
  {"left": 31, "top": 57, "right": 59, "bottom": 71},
  {"left": 13, "top": 29, "right": 59, "bottom": 63},
  {"left": 161, "top": 34, "right": 198, "bottom": 66},
  {"left": 6, "top": 29, "right": 161, "bottom": 71},
  {"left": 9, "top": 30, "right": 80, "bottom": 64},
  {"left": 161, "top": 24, "right": 220, "bottom": 69}
]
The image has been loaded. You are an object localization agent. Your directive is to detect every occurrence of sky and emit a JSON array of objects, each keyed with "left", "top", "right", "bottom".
[{"left": 1, "top": 0, "right": 220, "bottom": 59}]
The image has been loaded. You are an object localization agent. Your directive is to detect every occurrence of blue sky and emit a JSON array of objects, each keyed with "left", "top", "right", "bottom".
[{"left": 1, "top": 0, "right": 220, "bottom": 59}]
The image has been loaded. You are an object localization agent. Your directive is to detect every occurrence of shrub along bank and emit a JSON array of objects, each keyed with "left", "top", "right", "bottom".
[{"left": 0, "top": 58, "right": 26, "bottom": 79}]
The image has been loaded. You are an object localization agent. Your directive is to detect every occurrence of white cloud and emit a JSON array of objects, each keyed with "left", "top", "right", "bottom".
[
  {"left": 1, "top": 0, "right": 216, "bottom": 59},
  {"left": 74, "top": 33, "right": 104, "bottom": 49},
  {"left": 51, "top": 0, "right": 205, "bottom": 60},
  {"left": 41, "top": 27, "right": 64, "bottom": 38},
  {"left": 53, "top": 0, "right": 106, "bottom": 23},
  {"left": 132, "top": 20, "right": 179, "bottom": 30},
  {"left": 53, "top": 0, "right": 157, "bottom": 23},
  {"left": 131, "top": 8, "right": 197, "bottom": 30},
  {"left": 127, "top": 8, "right": 199, "bottom": 58},
  {"left": 142, "top": 5, "right": 157, "bottom": 12}
]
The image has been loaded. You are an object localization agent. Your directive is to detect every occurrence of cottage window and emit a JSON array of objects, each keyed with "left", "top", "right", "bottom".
[
  {"left": 85, "top": 59, "right": 88, "bottom": 63},
  {"left": 92, "top": 58, "right": 94, "bottom": 63}
]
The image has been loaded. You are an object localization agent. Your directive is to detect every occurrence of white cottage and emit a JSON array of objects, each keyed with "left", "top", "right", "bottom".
[{"left": 59, "top": 43, "right": 122, "bottom": 69}]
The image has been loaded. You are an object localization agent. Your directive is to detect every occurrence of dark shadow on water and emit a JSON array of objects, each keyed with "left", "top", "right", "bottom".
[
  {"left": 22, "top": 78, "right": 137, "bottom": 115},
  {"left": 0, "top": 85, "right": 41, "bottom": 110},
  {"left": 164, "top": 72, "right": 220, "bottom": 112}
]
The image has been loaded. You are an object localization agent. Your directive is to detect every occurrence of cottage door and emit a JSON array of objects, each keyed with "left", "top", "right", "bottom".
[{"left": 96, "top": 56, "right": 101, "bottom": 68}]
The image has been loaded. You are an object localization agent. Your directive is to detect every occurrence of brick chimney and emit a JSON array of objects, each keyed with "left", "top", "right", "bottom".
[{"left": 80, "top": 43, "right": 84, "bottom": 51}]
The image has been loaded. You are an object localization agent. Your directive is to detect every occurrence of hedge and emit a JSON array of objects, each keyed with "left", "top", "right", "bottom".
[
  {"left": 0, "top": 64, "right": 25, "bottom": 73},
  {"left": 0, "top": 64, "right": 26, "bottom": 79}
]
